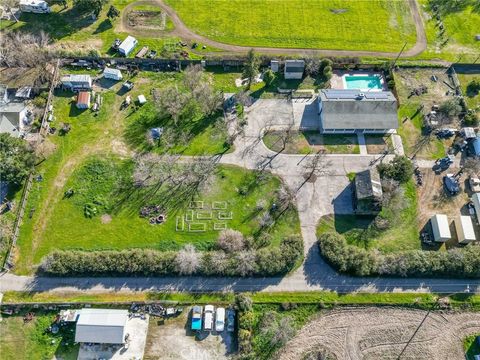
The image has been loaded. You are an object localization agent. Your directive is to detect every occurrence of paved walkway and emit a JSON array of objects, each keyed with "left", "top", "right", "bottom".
[
  {"left": 126, "top": 0, "right": 428, "bottom": 58},
  {"left": 1, "top": 99, "right": 478, "bottom": 295},
  {"left": 357, "top": 133, "right": 368, "bottom": 155}
]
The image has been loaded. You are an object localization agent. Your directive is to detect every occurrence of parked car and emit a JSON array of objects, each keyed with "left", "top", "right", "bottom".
[
  {"left": 203, "top": 305, "right": 214, "bottom": 331},
  {"left": 443, "top": 174, "right": 460, "bottom": 195},
  {"left": 226, "top": 308, "right": 235, "bottom": 333},
  {"left": 111, "top": 38, "right": 121, "bottom": 51},
  {"left": 215, "top": 307, "right": 225, "bottom": 332},
  {"left": 122, "top": 81, "right": 134, "bottom": 91},
  {"left": 470, "top": 176, "right": 480, "bottom": 193},
  {"left": 436, "top": 128, "right": 456, "bottom": 139},
  {"left": 433, "top": 155, "right": 454, "bottom": 173},
  {"left": 191, "top": 306, "right": 202, "bottom": 331}
]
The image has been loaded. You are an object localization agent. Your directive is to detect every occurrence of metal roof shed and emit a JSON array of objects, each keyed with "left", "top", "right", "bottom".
[
  {"left": 103, "top": 67, "right": 122, "bottom": 81},
  {"left": 118, "top": 36, "right": 138, "bottom": 56},
  {"left": 473, "top": 193, "right": 480, "bottom": 223},
  {"left": 430, "top": 214, "right": 451, "bottom": 242},
  {"left": 454, "top": 215, "right": 476, "bottom": 244},
  {"left": 75, "top": 308, "right": 128, "bottom": 344}
]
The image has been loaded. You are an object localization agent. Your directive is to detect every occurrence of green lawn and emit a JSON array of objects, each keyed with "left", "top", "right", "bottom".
[
  {"left": 457, "top": 73, "right": 480, "bottom": 109},
  {"left": 0, "top": 312, "right": 79, "bottom": 360},
  {"left": 317, "top": 180, "right": 419, "bottom": 253},
  {"left": 165, "top": 0, "right": 417, "bottom": 52},
  {"left": 263, "top": 131, "right": 360, "bottom": 155}
]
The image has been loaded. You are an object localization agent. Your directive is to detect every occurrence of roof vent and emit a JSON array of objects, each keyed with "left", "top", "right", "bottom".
[{"left": 357, "top": 92, "right": 365, "bottom": 99}]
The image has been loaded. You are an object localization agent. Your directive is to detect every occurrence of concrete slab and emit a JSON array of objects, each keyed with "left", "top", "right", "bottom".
[
  {"left": 392, "top": 134, "right": 405, "bottom": 156},
  {"left": 292, "top": 98, "right": 320, "bottom": 130},
  {"left": 77, "top": 316, "right": 149, "bottom": 360},
  {"left": 357, "top": 132, "right": 368, "bottom": 155}
]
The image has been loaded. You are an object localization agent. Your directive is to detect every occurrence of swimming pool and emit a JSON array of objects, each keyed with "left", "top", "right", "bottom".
[{"left": 344, "top": 75, "right": 383, "bottom": 90}]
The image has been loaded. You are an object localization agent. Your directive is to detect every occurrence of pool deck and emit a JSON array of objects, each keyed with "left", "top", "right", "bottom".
[{"left": 331, "top": 70, "right": 387, "bottom": 91}]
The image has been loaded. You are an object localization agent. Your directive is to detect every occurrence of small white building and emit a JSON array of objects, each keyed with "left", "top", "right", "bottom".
[
  {"left": 103, "top": 67, "right": 122, "bottom": 81},
  {"left": 284, "top": 60, "right": 305, "bottom": 80},
  {"left": 75, "top": 308, "right": 128, "bottom": 344},
  {"left": 60, "top": 74, "right": 92, "bottom": 91},
  {"left": 138, "top": 94, "right": 146, "bottom": 105},
  {"left": 430, "top": 214, "right": 451, "bottom": 242},
  {"left": 454, "top": 215, "right": 476, "bottom": 244},
  {"left": 270, "top": 60, "right": 279, "bottom": 72},
  {"left": 118, "top": 36, "right": 138, "bottom": 57},
  {"left": 472, "top": 193, "right": 480, "bottom": 224},
  {"left": 19, "top": 0, "right": 51, "bottom": 13}
]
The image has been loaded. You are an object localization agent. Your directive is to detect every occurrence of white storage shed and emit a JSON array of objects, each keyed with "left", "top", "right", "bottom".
[
  {"left": 118, "top": 36, "right": 138, "bottom": 56},
  {"left": 103, "top": 67, "right": 122, "bottom": 81},
  {"left": 75, "top": 308, "right": 128, "bottom": 344},
  {"left": 430, "top": 214, "right": 451, "bottom": 242},
  {"left": 454, "top": 215, "right": 476, "bottom": 244}
]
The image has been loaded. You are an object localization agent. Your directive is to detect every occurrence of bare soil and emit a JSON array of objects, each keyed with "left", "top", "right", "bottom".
[
  {"left": 365, "top": 135, "right": 394, "bottom": 155},
  {"left": 278, "top": 307, "right": 480, "bottom": 360},
  {"left": 127, "top": 10, "right": 166, "bottom": 30},
  {"left": 144, "top": 308, "right": 235, "bottom": 360}
]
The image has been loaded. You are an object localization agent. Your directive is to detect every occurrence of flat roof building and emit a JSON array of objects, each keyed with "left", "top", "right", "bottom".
[
  {"left": 318, "top": 89, "right": 398, "bottom": 134},
  {"left": 430, "top": 214, "right": 451, "bottom": 242},
  {"left": 454, "top": 215, "right": 476, "bottom": 244},
  {"left": 75, "top": 308, "right": 128, "bottom": 344}
]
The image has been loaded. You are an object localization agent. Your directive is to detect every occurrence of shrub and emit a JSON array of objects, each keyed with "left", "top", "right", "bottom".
[
  {"left": 466, "top": 79, "right": 480, "bottom": 97},
  {"left": 318, "top": 232, "right": 480, "bottom": 278},
  {"left": 464, "top": 111, "right": 479, "bottom": 126},
  {"left": 263, "top": 69, "right": 276, "bottom": 87},
  {"left": 235, "top": 294, "right": 253, "bottom": 312},
  {"left": 439, "top": 98, "right": 462, "bottom": 117},
  {"left": 216, "top": 229, "right": 245, "bottom": 252},
  {"left": 377, "top": 156, "right": 414, "bottom": 184}
]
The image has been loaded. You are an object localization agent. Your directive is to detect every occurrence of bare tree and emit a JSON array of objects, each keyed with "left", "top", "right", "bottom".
[
  {"left": 153, "top": 84, "right": 189, "bottom": 126},
  {"left": 270, "top": 317, "right": 295, "bottom": 346},
  {"left": 175, "top": 244, "right": 200, "bottom": 275},
  {"left": 298, "top": 151, "right": 332, "bottom": 190},
  {"left": 192, "top": 81, "right": 223, "bottom": 115},
  {"left": 235, "top": 250, "right": 256, "bottom": 276},
  {"left": 276, "top": 184, "right": 296, "bottom": 211},
  {"left": 183, "top": 64, "right": 204, "bottom": 93},
  {"left": 217, "top": 229, "right": 245, "bottom": 253},
  {"left": 235, "top": 90, "right": 252, "bottom": 107}
]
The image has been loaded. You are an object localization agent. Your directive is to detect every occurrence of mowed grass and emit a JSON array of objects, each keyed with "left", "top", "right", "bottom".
[
  {"left": 0, "top": 312, "right": 79, "bottom": 360},
  {"left": 165, "top": 0, "right": 417, "bottom": 52},
  {"left": 317, "top": 180, "right": 419, "bottom": 253},
  {"left": 33, "top": 159, "right": 300, "bottom": 264},
  {"left": 457, "top": 73, "right": 480, "bottom": 109}
]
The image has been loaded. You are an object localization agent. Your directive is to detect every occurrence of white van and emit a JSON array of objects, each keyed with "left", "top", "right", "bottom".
[
  {"left": 203, "top": 305, "right": 214, "bottom": 331},
  {"left": 215, "top": 307, "right": 225, "bottom": 332}
]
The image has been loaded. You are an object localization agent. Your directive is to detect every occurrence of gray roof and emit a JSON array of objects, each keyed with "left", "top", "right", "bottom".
[
  {"left": 0, "top": 101, "right": 26, "bottom": 113},
  {"left": 61, "top": 74, "right": 92, "bottom": 84},
  {"left": 355, "top": 169, "right": 383, "bottom": 200},
  {"left": 0, "top": 115, "right": 20, "bottom": 137},
  {"left": 75, "top": 308, "right": 128, "bottom": 344},
  {"left": 319, "top": 89, "right": 398, "bottom": 130},
  {"left": 285, "top": 60, "right": 305, "bottom": 73}
]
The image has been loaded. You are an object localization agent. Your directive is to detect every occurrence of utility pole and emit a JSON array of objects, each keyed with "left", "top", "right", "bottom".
[{"left": 391, "top": 42, "right": 407, "bottom": 69}]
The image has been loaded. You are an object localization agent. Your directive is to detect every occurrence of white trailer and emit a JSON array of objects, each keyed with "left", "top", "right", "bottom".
[
  {"left": 118, "top": 36, "right": 138, "bottom": 57},
  {"left": 430, "top": 214, "right": 451, "bottom": 242},
  {"left": 454, "top": 216, "right": 476, "bottom": 244},
  {"left": 19, "top": 0, "right": 51, "bottom": 13},
  {"left": 103, "top": 67, "right": 122, "bottom": 81}
]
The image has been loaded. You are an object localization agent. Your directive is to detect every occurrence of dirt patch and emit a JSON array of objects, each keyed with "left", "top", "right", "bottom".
[
  {"left": 127, "top": 9, "right": 166, "bottom": 30},
  {"left": 100, "top": 214, "right": 112, "bottom": 224},
  {"left": 365, "top": 135, "right": 393, "bottom": 155},
  {"left": 278, "top": 307, "right": 480, "bottom": 360},
  {"left": 36, "top": 138, "right": 57, "bottom": 159},
  {"left": 144, "top": 308, "right": 235, "bottom": 360}
]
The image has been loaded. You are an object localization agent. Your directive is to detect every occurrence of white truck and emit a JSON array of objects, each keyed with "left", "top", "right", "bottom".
[
  {"left": 203, "top": 305, "right": 214, "bottom": 331},
  {"left": 19, "top": 0, "right": 51, "bottom": 13}
]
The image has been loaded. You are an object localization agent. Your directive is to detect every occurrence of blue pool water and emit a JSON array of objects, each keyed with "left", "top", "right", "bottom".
[{"left": 345, "top": 76, "right": 382, "bottom": 90}]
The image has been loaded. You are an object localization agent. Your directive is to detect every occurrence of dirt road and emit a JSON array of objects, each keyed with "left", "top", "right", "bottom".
[
  {"left": 143, "top": 0, "right": 428, "bottom": 58},
  {"left": 278, "top": 307, "right": 480, "bottom": 360}
]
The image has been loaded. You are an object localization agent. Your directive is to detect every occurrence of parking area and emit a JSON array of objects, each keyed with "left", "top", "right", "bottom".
[
  {"left": 77, "top": 316, "right": 149, "bottom": 360},
  {"left": 144, "top": 307, "right": 236, "bottom": 360}
]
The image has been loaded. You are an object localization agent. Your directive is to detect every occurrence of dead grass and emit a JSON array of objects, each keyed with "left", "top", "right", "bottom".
[{"left": 278, "top": 307, "right": 480, "bottom": 360}]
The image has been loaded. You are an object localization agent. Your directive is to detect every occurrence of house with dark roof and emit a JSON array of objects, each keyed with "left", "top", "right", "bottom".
[
  {"left": 353, "top": 169, "right": 383, "bottom": 215},
  {"left": 284, "top": 60, "right": 305, "bottom": 80},
  {"left": 318, "top": 89, "right": 398, "bottom": 134}
]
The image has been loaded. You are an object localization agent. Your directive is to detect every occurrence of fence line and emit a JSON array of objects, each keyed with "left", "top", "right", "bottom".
[{"left": 2, "top": 59, "right": 60, "bottom": 271}]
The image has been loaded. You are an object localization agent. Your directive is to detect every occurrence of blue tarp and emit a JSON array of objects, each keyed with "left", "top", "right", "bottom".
[{"left": 473, "top": 135, "right": 480, "bottom": 156}]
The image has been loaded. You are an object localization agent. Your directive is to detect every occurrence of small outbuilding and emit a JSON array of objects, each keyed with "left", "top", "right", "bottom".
[
  {"left": 76, "top": 91, "right": 90, "bottom": 109},
  {"left": 60, "top": 74, "right": 92, "bottom": 91},
  {"left": 103, "top": 67, "right": 122, "bottom": 81},
  {"left": 454, "top": 215, "right": 476, "bottom": 244},
  {"left": 118, "top": 36, "right": 138, "bottom": 57},
  {"left": 284, "top": 60, "right": 305, "bottom": 80},
  {"left": 75, "top": 308, "right": 128, "bottom": 344},
  {"left": 353, "top": 169, "right": 383, "bottom": 215},
  {"left": 430, "top": 214, "right": 451, "bottom": 242},
  {"left": 138, "top": 94, "right": 147, "bottom": 105},
  {"left": 270, "top": 60, "right": 279, "bottom": 72}
]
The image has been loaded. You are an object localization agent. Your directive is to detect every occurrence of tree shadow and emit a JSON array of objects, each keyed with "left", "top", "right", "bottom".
[{"left": 93, "top": 18, "right": 112, "bottom": 34}]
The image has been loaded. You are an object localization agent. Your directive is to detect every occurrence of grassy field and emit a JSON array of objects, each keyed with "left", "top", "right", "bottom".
[
  {"left": 165, "top": 0, "right": 416, "bottom": 52},
  {"left": 317, "top": 180, "right": 419, "bottom": 253},
  {"left": 457, "top": 73, "right": 480, "bottom": 109},
  {"left": 263, "top": 131, "right": 360, "bottom": 155},
  {"left": 0, "top": 311, "right": 79, "bottom": 360}
]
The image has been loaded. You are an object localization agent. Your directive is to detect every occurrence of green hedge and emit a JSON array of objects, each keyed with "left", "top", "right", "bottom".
[
  {"left": 318, "top": 232, "right": 480, "bottom": 278},
  {"left": 40, "top": 236, "right": 303, "bottom": 277}
]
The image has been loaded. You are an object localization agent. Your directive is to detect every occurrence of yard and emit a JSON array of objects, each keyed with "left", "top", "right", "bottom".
[
  {"left": 13, "top": 69, "right": 300, "bottom": 273},
  {"left": 263, "top": 131, "right": 360, "bottom": 155},
  {"left": 164, "top": 0, "right": 417, "bottom": 52},
  {"left": 317, "top": 180, "right": 419, "bottom": 253},
  {"left": 465, "top": 334, "right": 480, "bottom": 360},
  {"left": 394, "top": 68, "right": 457, "bottom": 160},
  {"left": 0, "top": 311, "right": 79, "bottom": 360},
  {"left": 457, "top": 72, "right": 480, "bottom": 110}
]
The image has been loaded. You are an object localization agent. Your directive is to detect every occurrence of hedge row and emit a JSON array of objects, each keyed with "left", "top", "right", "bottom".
[
  {"left": 318, "top": 232, "right": 480, "bottom": 278},
  {"left": 40, "top": 235, "right": 303, "bottom": 277}
]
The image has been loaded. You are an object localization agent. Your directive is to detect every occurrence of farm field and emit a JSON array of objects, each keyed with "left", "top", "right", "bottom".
[
  {"left": 276, "top": 307, "right": 480, "bottom": 360},
  {"left": 164, "top": 0, "right": 417, "bottom": 52},
  {"left": 13, "top": 69, "right": 300, "bottom": 273}
]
